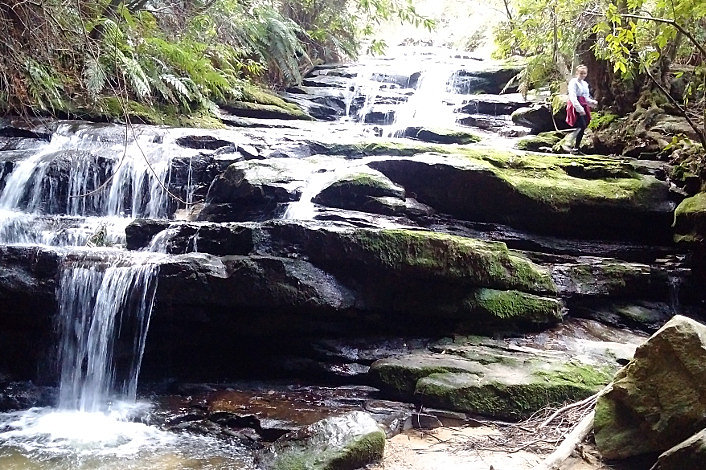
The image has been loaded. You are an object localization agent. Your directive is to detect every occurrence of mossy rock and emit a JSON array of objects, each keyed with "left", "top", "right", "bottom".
[
  {"left": 673, "top": 192, "right": 706, "bottom": 244},
  {"left": 467, "top": 288, "right": 563, "bottom": 326},
  {"left": 416, "top": 362, "right": 611, "bottom": 420},
  {"left": 371, "top": 352, "right": 611, "bottom": 419},
  {"left": 369, "top": 354, "right": 485, "bottom": 398},
  {"left": 91, "top": 97, "right": 224, "bottom": 128},
  {"left": 594, "top": 315, "right": 706, "bottom": 460},
  {"left": 402, "top": 127, "right": 481, "bottom": 145},
  {"left": 317, "top": 140, "right": 448, "bottom": 159},
  {"left": 515, "top": 132, "right": 563, "bottom": 152},
  {"left": 312, "top": 170, "right": 405, "bottom": 211},
  {"left": 264, "top": 411, "right": 385, "bottom": 470},
  {"left": 268, "top": 224, "right": 557, "bottom": 293},
  {"left": 221, "top": 100, "right": 312, "bottom": 120},
  {"left": 369, "top": 150, "right": 674, "bottom": 243},
  {"left": 323, "top": 229, "right": 557, "bottom": 294}
]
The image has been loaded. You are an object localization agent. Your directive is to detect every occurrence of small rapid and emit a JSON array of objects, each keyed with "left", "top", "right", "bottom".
[{"left": 0, "top": 123, "right": 199, "bottom": 247}]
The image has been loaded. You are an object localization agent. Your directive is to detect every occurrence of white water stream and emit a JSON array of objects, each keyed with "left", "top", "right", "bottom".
[
  {"left": 0, "top": 46, "right": 521, "bottom": 468},
  {"left": 0, "top": 123, "right": 196, "bottom": 247},
  {"left": 0, "top": 123, "right": 253, "bottom": 467}
]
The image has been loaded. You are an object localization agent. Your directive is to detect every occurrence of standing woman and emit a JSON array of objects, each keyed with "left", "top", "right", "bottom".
[{"left": 566, "top": 65, "right": 598, "bottom": 154}]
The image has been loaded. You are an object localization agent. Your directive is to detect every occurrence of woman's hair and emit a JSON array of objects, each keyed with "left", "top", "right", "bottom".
[{"left": 575, "top": 65, "right": 588, "bottom": 74}]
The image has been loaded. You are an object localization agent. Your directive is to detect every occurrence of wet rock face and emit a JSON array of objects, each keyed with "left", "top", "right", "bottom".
[
  {"left": 133, "top": 222, "right": 565, "bottom": 380},
  {"left": 594, "top": 315, "right": 706, "bottom": 460},
  {"left": 0, "top": 246, "right": 59, "bottom": 381},
  {"left": 0, "top": 381, "right": 56, "bottom": 411},
  {"left": 258, "top": 411, "right": 385, "bottom": 470},
  {"left": 18, "top": 150, "right": 113, "bottom": 216}
]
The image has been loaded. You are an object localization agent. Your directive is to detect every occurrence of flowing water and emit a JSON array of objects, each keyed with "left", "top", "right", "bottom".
[
  {"left": 0, "top": 46, "right": 608, "bottom": 468},
  {"left": 0, "top": 122, "right": 253, "bottom": 466}
]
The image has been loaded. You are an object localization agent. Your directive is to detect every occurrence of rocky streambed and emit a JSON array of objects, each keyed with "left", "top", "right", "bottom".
[{"left": 1, "top": 50, "right": 705, "bottom": 469}]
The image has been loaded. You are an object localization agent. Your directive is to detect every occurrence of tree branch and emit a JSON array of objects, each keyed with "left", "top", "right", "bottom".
[
  {"left": 620, "top": 13, "right": 706, "bottom": 59},
  {"left": 644, "top": 62, "right": 706, "bottom": 148}
]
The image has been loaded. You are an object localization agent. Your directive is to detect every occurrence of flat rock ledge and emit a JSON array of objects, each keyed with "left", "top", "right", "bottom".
[{"left": 369, "top": 334, "right": 615, "bottom": 420}]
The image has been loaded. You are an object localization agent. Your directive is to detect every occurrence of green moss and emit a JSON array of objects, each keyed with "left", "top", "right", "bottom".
[
  {"left": 350, "top": 229, "right": 556, "bottom": 294},
  {"left": 332, "top": 174, "right": 394, "bottom": 190},
  {"left": 515, "top": 132, "right": 562, "bottom": 151},
  {"left": 224, "top": 100, "right": 312, "bottom": 120},
  {"left": 416, "top": 363, "right": 610, "bottom": 420},
  {"left": 410, "top": 127, "right": 482, "bottom": 145},
  {"left": 320, "top": 141, "right": 449, "bottom": 158},
  {"left": 325, "top": 431, "right": 385, "bottom": 470},
  {"left": 454, "top": 148, "right": 658, "bottom": 211},
  {"left": 370, "top": 361, "right": 473, "bottom": 397},
  {"left": 533, "top": 362, "right": 613, "bottom": 389},
  {"left": 674, "top": 192, "right": 706, "bottom": 243},
  {"left": 675, "top": 192, "right": 706, "bottom": 217},
  {"left": 469, "top": 288, "right": 562, "bottom": 324},
  {"left": 88, "top": 97, "right": 225, "bottom": 128}
]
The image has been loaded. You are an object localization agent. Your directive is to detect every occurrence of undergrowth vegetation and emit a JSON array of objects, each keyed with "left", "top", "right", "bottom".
[{"left": 0, "top": 0, "right": 431, "bottom": 121}]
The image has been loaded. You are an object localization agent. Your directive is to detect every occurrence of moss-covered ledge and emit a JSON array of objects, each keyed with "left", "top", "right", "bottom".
[
  {"left": 220, "top": 84, "right": 312, "bottom": 120},
  {"left": 415, "top": 361, "right": 610, "bottom": 420},
  {"left": 314, "top": 228, "right": 558, "bottom": 295},
  {"left": 370, "top": 352, "right": 612, "bottom": 420},
  {"left": 368, "top": 149, "right": 674, "bottom": 242}
]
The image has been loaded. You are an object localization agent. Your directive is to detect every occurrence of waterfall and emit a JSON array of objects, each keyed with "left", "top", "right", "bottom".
[
  {"left": 283, "top": 169, "right": 339, "bottom": 220},
  {"left": 389, "top": 64, "right": 458, "bottom": 136},
  {"left": 56, "top": 259, "right": 159, "bottom": 412},
  {"left": 0, "top": 124, "right": 188, "bottom": 246}
]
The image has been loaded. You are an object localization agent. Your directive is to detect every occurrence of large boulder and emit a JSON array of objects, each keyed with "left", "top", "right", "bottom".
[
  {"left": 258, "top": 411, "right": 385, "bottom": 470},
  {"left": 673, "top": 192, "right": 706, "bottom": 244},
  {"left": 594, "top": 315, "right": 706, "bottom": 460},
  {"left": 368, "top": 151, "right": 675, "bottom": 243}
]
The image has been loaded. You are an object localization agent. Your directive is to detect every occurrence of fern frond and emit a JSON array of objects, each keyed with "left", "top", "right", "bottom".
[
  {"left": 116, "top": 50, "right": 150, "bottom": 98},
  {"left": 84, "top": 56, "right": 107, "bottom": 97}
]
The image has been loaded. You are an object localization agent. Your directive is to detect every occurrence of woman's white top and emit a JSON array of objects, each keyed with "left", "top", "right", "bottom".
[{"left": 568, "top": 78, "right": 597, "bottom": 115}]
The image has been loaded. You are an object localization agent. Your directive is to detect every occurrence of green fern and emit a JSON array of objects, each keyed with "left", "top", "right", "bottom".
[
  {"left": 25, "top": 60, "right": 65, "bottom": 112},
  {"left": 84, "top": 56, "right": 108, "bottom": 97}
]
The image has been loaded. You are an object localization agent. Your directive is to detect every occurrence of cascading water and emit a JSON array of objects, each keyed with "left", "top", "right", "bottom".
[
  {"left": 388, "top": 62, "right": 459, "bottom": 136},
  {"left": 0, "top": 123, "right": 254, "bottom": 468},
  {"left": 56, "top": 260, "right": 158, "bottom": 412},
  {"left": 0, "top": 123, "right": 187, "bottom": 247}
]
